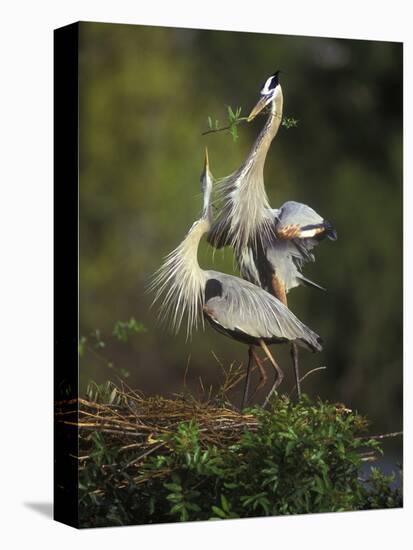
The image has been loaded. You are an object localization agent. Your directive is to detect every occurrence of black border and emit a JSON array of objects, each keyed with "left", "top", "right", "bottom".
[{"left": 53, "top": 22, "right": 80, "bottom": 529}]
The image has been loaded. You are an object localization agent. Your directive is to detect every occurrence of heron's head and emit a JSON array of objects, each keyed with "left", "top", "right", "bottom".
[
  {"left": 247, "top": 71, "right": 281, "bottom": 121},
  {"left": 200, "top": 148, "right": 213, "bottom": 219}
]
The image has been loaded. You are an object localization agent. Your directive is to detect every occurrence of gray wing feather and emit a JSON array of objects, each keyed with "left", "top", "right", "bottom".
[
  {"left": 266, "top": 240, "right": 314, "bottom": 291},
  {"left": 205, "top": 270, "right": 322, "bottom": 351},
  {"left": 267, "top": 202, "right": 329, "bottom": 292},
  {"left": 276, "top": 201, "right": 324, "bottom": 228}
]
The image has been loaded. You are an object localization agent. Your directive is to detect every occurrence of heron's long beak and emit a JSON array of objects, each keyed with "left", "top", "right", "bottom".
[
  {"left": 247, "top": 95, "right": 271, "bottom": 121},
  {"left": 201, "top": 147, "right": 210, "bottom": 181},
  {"left": 201, "top": 147, "right": 213, "bottom": 221}
]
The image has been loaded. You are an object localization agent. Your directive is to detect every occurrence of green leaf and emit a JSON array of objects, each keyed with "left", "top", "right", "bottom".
[
  {"left": 211, "top": 506, "right": 227, "bottom": 519},
  {"left": 220, "top": 494, "right": 230, "bottom": 512},
  {"left": 170, "top": 503, "right": 183, "bottom": 514},
  {"left": 285, "top": 440, "right": 296, "bottom": 456},
  {"left": 166, "top": 493, "right": 182, "bottom": 503},
  {"left": 164, "top": 482, "right": 182, "bottom": 493}
]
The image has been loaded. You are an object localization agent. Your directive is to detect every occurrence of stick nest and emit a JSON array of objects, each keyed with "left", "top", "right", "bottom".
[{"left": 55, "top": 381, "right": 259, "bottom": 465}]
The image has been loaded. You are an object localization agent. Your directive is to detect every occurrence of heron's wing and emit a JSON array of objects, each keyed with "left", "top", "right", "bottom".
[
  {"left": 204, "top": 271, "right": 322, "bottom": 351},
  {"left": 276, "top": 201, "right": 337, "bottom": 242},
  {"left": 263, "top": 202, "right": 336, "bottom": 292},
  {"left": 235, "top": 232, "right": 324, "bottom": 294},
  {"left": 278, "top": 201, "right": 323, "bottom": 226},
  {"left": 265, "top": 240, "right": 325, "bottom": 292}
]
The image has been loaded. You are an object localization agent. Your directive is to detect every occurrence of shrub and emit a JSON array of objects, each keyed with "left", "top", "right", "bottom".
[{"left": 73, "top": 388, "right": 402, "bottom": 527}]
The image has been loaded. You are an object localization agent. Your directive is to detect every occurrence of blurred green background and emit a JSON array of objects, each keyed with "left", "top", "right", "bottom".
[{"left": 78, "top": 23, "right": 402, "bottom": 447}]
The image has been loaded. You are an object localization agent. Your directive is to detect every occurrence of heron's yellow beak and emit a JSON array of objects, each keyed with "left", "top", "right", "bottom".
[
  {"left": 247, "top": 95, "right": 270, "bottom": 122},
  {"left": 201, "top": 147, "right": 211, "bottom": 185},
  {"left": 204, "top": 147, "right": 209, "bottom": 171}
]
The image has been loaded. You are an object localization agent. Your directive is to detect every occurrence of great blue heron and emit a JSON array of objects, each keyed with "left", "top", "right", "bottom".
[
  {"left": 150, "top": 150, "right": 322, "bottom": 406},
  {"left": 207, "top": 71, "right": 336, "bottom": 402}
]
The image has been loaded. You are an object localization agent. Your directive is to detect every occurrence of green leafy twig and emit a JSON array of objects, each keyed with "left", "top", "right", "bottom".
[
  {"left": 202, "top": 104, "right": 299, "bottom": 141},
  {"left": 203, "top": 105, "right": 247, "bottom": 142}
]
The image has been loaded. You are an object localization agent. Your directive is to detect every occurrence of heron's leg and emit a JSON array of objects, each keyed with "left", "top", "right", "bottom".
[
  {"left": 291, "top": 343, "right": 302, "bottom": 399},
  {"left": 245, "top": 349, "right": 268, "bottom": 406},
  {"left": 271, "top": 274, "right": 302, "bottom": 401},
  {"left": 259, "top": 339, "right": 284, "bottom": 408},
  {"left": 252, "top": 349, "right": 268, "bottom": 390},
  {"left": 241, "top": 346, "right": 254, "bottom": 410}
]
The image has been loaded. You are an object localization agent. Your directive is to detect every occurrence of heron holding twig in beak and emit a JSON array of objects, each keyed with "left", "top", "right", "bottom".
[{"left": 207, "top": 71, "right": 337, "bottom": 406}]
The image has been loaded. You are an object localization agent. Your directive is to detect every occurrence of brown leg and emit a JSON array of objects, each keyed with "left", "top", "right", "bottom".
[
  {"left": 291, "top": 343, "right": 302, "bottom": 399},
  {"left": 271, "top": 274, "right": 302, "bottom": 400},
  {"left": 252, "top": 349, "right": 267, "bottom": 390},
  {"left": 241, "top": 346, "right": 254, "bottom": 410},
  {"left": 245, "top": 349, "right": 268, "bottom": 406},
  {"left": 259, "top": 339, "right": 284, "bottom": 407}
]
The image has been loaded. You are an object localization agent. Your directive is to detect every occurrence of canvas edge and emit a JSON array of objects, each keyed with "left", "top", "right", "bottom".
[{"left": 53, "top": 21, "right": 80, "bottom": 529}]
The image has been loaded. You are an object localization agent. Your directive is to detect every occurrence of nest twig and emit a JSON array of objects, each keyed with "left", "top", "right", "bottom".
[{"left": 55, "top": 382, "right": 259, "bottom": 465}]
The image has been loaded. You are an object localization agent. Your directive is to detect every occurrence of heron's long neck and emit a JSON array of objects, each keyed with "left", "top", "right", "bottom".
[
  {"left": 246, "top": 87, "right": 284, "bottom": 171},
  {"left": 228, "top": 88, "right": 283, "bottom": 247},
  {"left": 179, "top": 217, "right": 210, "bottom": 280},
  {"left": 151, "top": 216, "right": 210, "bottom": 337}
]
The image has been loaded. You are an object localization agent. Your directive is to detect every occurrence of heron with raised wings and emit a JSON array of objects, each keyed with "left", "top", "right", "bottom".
[
  {"left": 150, "top": 151, "right": 322, "bottom": 406},
  {"left": 207, "top": 71, "right": 336, "bottom": 402}
]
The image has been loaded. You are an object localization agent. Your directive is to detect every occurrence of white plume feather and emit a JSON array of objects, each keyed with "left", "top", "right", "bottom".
[{"left": 149, "top": 219, "right": 208, "bottom": 339}]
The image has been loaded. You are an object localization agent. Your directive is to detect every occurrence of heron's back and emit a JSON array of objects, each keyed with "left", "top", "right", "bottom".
[{"left": 203, "top": 271, "right": 323, "bottom": 352}]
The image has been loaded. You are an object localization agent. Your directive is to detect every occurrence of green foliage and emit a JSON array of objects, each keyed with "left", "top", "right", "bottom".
[
  {"left": 207, "top": 115, "right": 220, "bottom": 131},
  {"left": 226, "top": 105, "right": 242, "bottom": 142},
  {"left": 281, "top": 116, "right": 299, "bottom": 128},
  {"left": 361, "top": 466, "right": 403, "bottom": 510},
  {"left": 79, "top": 319, "right": 146, "bottom": 380},
  {"left": 113, "top": 317, "right": 147, "bottom": 342},
  {"left": 78, "top": 395, "right": 402, "bottom": 527},
  {"left": 205, "top": 105, "right": 246, "bottom": 142}
]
